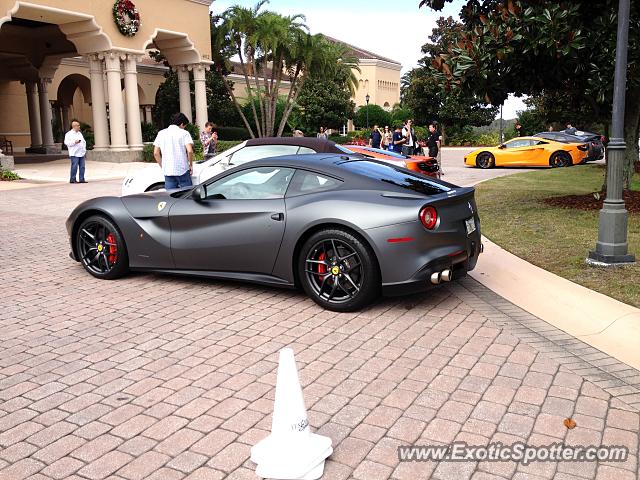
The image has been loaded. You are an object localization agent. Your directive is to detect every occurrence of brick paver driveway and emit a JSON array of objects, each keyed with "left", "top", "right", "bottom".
[{"left": 0, "top": 178, "right": 638, "bottom": 480}]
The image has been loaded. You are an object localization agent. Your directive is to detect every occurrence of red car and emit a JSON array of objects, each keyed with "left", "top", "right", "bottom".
[{"left": 343, "top": 145, "right": 441, "bottom": 178}]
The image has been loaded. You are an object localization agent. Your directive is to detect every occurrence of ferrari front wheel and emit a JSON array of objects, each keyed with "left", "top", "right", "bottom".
[
  {"left": 298, "top": 229, "right": 380, "bottom": 312},
  {"left": 76, "top": 215, "right": 129, "bottom": 280},
  {"left": 476, "top": 152, "right": 495, "bottom": 169}
]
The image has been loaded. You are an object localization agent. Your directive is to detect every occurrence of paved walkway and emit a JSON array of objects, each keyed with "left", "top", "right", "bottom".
[{"left": 0, "top": 155, "right": 638, "bottom": 479}]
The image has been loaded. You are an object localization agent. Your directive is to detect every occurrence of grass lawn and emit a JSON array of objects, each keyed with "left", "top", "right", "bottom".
[{"left": 475, "top": 164, "right": 640, "bottom": 308}]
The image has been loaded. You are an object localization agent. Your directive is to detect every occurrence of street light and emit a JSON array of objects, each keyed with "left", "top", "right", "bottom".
[
  {"left": 587, "top": 0, "right": 635, "bottom": 266},
  {"left": 365, "top": 93, "right": 370, "bottom": 129}
]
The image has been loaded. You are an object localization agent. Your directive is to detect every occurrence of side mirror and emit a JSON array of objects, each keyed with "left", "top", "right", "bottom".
[
  {"left": 193, "top": 185, "right": 206, "bottom": 202},
  {"left": 498, "top": 143, "right": 506, "bottom": 149}
]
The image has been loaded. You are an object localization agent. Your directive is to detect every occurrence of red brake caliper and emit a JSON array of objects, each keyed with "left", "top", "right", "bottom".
[
  {"left": 106, "top": 233, "right": 118, "bottom": 264},
  {"left": 317, "top": 252, "right": 326, "bottom": 282}
]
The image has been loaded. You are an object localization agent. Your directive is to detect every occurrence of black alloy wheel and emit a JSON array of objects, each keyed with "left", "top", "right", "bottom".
[
  {"left": 476, "top": 152, "right": 494, "bottom": 169},
  {"left": 550, "top": 151, "right": 572, "bottom": 168},
  {"left": 76, "top": 215, "right": 129, "bottom": 280},
  {"left": 298, "top": 229, "right": 380, "bottom": 312}
]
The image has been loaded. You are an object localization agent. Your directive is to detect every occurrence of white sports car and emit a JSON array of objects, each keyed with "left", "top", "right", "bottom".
[{"left": 121, "top": 137, "right": 348, "bottom": 195}]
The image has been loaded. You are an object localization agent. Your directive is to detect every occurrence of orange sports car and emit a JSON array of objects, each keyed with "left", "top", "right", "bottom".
[
  {"left": 464, "top": 136, "right": 589, "bottom": 168},
  {"left": 344, "top": 145, "right": 441, "bottom": 178}
]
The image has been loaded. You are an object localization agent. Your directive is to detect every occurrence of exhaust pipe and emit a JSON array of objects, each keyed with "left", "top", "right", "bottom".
[
  {"left": 441, "top": 269, "right": 453, "bottom": 282},
  {"left": 430, "top": 272, "right": 441, "bottom": 284}
]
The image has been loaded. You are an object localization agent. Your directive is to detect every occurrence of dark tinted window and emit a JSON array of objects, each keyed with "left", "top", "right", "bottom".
[
  {"left": 342, "top": 161, "right": 450, "bottom": 195},
  {"left": 287, "top": 170, "right": 342, "bottom": 196}
]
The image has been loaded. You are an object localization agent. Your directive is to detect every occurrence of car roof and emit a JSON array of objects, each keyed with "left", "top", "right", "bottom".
[{"left": 244, "top": 137, "right": 343, "bottom": 153}]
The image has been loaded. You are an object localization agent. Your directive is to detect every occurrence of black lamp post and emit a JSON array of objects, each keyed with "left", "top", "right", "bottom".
[
  {"left": 365, "top": 93, "right": 370, "bottom": 129},
  {"left": 587, "top": 0, "right": 635, "bottom": 266}
]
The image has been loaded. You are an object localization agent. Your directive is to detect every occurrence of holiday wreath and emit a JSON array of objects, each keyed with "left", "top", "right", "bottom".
[{"left": 113, "top": 0, "right": 140, "bottom": 37}]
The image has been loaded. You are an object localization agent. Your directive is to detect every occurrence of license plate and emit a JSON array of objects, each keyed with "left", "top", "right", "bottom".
[{"left": 465, "top": 217, "right": 476, "bottom": 235}]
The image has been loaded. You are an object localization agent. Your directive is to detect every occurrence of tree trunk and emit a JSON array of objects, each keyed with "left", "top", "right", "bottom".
[
  {"left": 276, "top": 64, "right": 302, "bottom": 136},
  {"left": 278, "top": 76, "right": 305, "bottom": 137},
  {"left": 251, "top": 57, "right": 266, "bottom": 137},
  {"left": 237, "top": 49, "right": 263, "bottom": 137},
  {"left": 218, "top": 71, "right": 255, "bottom": 138},
  {"left": 623, "top": 86, "right": 640, "bottom": 189}
]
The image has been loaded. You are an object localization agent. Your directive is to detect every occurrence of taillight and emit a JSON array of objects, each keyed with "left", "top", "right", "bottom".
[
  {"left": 419, "top": 206, "right": 438, "bottom": 230},
  {"left": 578, "top": 144, "right": 589, "bottom": 151}
]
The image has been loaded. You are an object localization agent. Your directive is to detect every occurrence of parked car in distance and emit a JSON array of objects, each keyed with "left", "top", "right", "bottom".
[
  {"left": 343, "top": 145, "right": 441, "bottom": 178},
  {"left": 121, "top": 137, "right": 348, "bottom": 195},
  {"left": 534, "top": 131, "right": 605, "bottom": 162},
  {"left": 464, "top": 136, "right": 589, "bottom": 169},
  {"left": 69, "top": 154, "right": 481, "bottom": 312}
]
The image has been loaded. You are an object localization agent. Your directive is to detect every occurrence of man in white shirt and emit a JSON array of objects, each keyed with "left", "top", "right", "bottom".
[
  {"left": 64, "top": 120, "right": 87, "bottom": 183},
  {"left": 153, "top": 112, "right": 194, "bottom": 189}
]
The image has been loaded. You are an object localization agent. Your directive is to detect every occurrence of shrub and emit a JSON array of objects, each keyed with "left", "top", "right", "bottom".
[
  {"left": 142, "top": 144, "right": 155, "bottom": 162},
  {"left": 216, "top": 126, "right": 251, "bottom": 141},
  {"left": 0, "top": 168, "right": 20, "bottom": 181},
  {"left": 141, "top": 122, "right": 159, "bottom": 142},
  {"left": 353, "top": 105, "right": 391, "bottom": 130}
]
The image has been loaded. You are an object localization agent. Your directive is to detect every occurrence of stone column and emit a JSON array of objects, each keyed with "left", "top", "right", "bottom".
[
  {"left": 24, "top": 81, "right": 43, "bottom": 148},
  {"left": 144, "top": 105, "right": 152, "bottom": 124},
  {"left": 87, "top": 54, "right": 110, "bottom": 151},
  {"left": 176, "top": 65, "right": 192, "bottom": 122},
  {"left": 37, "top": 77, "right": 55, "bottom": 150},
  {"left": 192, "top": 63, "right": 209, "bottom": 133},
  {"left": 102, "top": 51, "right": 128, "bottom": 151},
  {"left": 124, "top": 54, "right": 143, "bottom": 151},
  {"left": 61, "top": 105, "right": 71, "bottom": 132}
]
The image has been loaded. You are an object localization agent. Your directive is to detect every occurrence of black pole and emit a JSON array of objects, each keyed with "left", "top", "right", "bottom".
[
  {"left": 587, "top": 0, "right": 635, "bottom": 265},
  {"left": 366, "top": 99, "right": 369, "bottom": 129}
]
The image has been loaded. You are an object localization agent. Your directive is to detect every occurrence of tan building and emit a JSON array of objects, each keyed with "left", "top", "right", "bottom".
[
  {"left": 0, "top": 1, "right": 401, "bottom": 159},
  {"left": 0, "top": 0, "right": 213, "bottom": 161},
  {"left": 324, "top": 36, "right": 401, "bottom": 111}
]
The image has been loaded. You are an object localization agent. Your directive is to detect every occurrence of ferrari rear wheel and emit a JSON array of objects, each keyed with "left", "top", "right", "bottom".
[
  {"left": 550, "top": 151, "right": 572, "bottom": 168},
  {"left": 76, "top": 215, "right": 129, "bottom": 280},
  {"left": 476, "top": 152, "right": 494, "bottom": 169},
  {"left": 298, "top": 229, "right": 380, "bottom": 312}
]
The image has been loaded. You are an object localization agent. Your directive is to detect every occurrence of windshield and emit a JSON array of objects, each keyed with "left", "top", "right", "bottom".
[{"left": 342, "top": 160, "right": 450, "bottom": 195}]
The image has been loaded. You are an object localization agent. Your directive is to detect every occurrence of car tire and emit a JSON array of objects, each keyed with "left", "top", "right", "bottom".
[
  {"left": 476, "top": 152, "right": 495, "bottom": 169},
  {"left": 146, "top": 183, "right": 165, "bottom": 192},
  {"left": 550, "top": 151, "right": 572, "bottom": 168},
  {"left": 298, "top": 228, "right": 380, "bottom": 312},
  {"left": 75, "top": 215, "right": 129, "bottom": 280}
]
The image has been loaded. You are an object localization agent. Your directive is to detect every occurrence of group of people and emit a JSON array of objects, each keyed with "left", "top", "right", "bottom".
[
  {"left": 65, "top": 112, "right": 218, "bottom": 188},
  {"left": 369, "top": 120, "right": 443, "bottom": 160}
]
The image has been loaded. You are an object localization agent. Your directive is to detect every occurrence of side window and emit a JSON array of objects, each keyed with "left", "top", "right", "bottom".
[
  {"left": 228, "top": 145, "right": 301, "bottom": 165},
  {"left": 506, "top": 139, "right": 531, "bottom": 148},
  {"left": 287, "top": 170, "right": 342, "bottom": 196},
  {"left": 296, "top": 146, "right": 316, "bottom": 154},
  {"left": 205, "top": 167, "right": 295, "bottom": 200}
]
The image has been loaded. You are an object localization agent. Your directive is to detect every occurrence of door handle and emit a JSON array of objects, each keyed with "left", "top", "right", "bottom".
[{"left": 270, "top": 213, "right": 284, "bottom": 221}]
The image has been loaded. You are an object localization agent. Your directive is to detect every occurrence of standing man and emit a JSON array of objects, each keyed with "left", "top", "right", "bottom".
[
  {"left": 369, "top": 125, "right": 382, "bottom": 149},
  {"left": 427, "top": 121, "right": 443, "bottom": 174},
  {"left": 514, "top": 122, "right": 524, "bottom": 136},
  {"left": 64, "top": 120, "right": 87, "bottom": 184},
  {"left": 153, "top": 112, "right": 194, "bottom": 189},
  {"left": 391, "top": 125, "right": 405, "bottom": 153},
  {"left": 564, "top": 122, "right": 577, "bottom": 135},
  {"left": 200, "top": 122, "right": 217, "bottom": 160},
  {"left": 401, "top": 119, "right": 416, "bottom": 155}
]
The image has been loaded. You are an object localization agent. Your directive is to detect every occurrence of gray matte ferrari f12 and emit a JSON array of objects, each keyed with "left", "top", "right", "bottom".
[{"left": 67, "top": 154, "right": 481, "bottom": 311}]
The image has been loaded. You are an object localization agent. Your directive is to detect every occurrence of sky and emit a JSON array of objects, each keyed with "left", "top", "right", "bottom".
[{"left": 210, "top": 0, "right": 527, "bottom": 119}]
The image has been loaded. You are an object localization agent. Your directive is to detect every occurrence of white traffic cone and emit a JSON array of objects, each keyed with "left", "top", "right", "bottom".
[{"left": 251, "top": 348, "right": 333, "bottom": 479}]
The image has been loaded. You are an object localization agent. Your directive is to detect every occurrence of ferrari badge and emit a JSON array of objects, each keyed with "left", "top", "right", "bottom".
[{"left": 157, "top": 201, "right": 166, "bottom": 212}]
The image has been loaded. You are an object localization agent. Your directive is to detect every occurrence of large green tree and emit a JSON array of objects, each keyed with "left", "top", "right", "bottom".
[
  {"left": 402, "top": 16, "right": 498, "bottom": 133},
  {"left": 211, "top": 1, "right": 358, "bottom": 138},
  {"left": 419, "top": 0, "right": 640, "bottom": 187}
]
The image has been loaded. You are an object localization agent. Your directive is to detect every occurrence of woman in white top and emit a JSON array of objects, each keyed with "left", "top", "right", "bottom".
[{"left": 64, "top": 120, "right": 87, "bottom": 183}]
